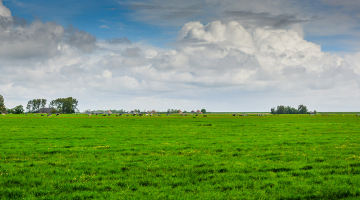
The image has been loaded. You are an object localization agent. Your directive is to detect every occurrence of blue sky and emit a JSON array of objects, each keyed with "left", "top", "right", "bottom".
[
  {"left": 4, "top": 0, "right": 360, "bottom": 51},
  {"left": 3, "top": 0, "right": 177, "bottom": 47},
  {"left": 1, "top": 0, "right": 360, "bottom": 112}
]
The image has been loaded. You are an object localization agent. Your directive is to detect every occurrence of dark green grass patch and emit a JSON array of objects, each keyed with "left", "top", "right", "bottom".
[{"left": 0, "top": 114, "right": 360, "bottom": 199}]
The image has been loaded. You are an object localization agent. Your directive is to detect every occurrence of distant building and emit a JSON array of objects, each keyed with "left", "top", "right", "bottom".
[
  {"left": 39, "top": 108, "right": 56, "bottom": 114},
  {"left": 196, "top": 110, "right": 203, "bottom": 114},
  {"left": 179, "top": 110, "right": 183, "bottom": 114}
]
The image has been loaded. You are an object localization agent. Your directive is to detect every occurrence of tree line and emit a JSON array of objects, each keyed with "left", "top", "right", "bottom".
[
  {"left": 26, "top": 99, "right": 47, "bottom": 113},
  {"left": 270, "top": 105, "right": 313, "bottom": 114},
  {"left": 0, "top": 95, "right": 78, "bottom": 114}
]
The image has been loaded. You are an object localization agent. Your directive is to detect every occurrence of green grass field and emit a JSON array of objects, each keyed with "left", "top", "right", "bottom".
[{"left": 1, "top": 114, "right": 360, "bottom": 199}]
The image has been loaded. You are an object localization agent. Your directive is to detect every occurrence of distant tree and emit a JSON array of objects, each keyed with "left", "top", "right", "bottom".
[
  {"left": 271, "top": 105, "right": 304, "bottom": 114},
  {"left": 298, "top": 105, "right": 308, "bottom": 114},
  {"left": 201, "top": 109, "right": 206, "bottom": 113},
  {"left": 277, "top": 105, "right": 285, "bottom": 114},
  {"left": 26, "top": 103, "right": 31, "bottom": 113},
  {"left": 270, "top": 107, "right": 275, "bottom": 114},
  {"left": 13, "top": 105, "right": 24, "bottom": 114},
  {"left": 0, "top": 95, "right": 6, "bottom": 113},
  {"left": 34, "top": 99, "right": 41, "bottom": 111},
  {"left": 26, "top": 100, "right": 33, "bottom": 112},
  {"left": 40, "top": 99, "right": 47, "bottom": 109},
  {"left": 7, "top": 109, "right": 12, "bottom": 114},
  {"left": 26, "top": 99, "right": 46, "bottom": 112},
  {"left": 167, "top": 109, "right": 182, "bottom": 113},
  {"left": 291, "top": 107, "right": 299, "bottom": 114},
  {"left": 50, "top": 97, "right": 78, "bottom": 113}
]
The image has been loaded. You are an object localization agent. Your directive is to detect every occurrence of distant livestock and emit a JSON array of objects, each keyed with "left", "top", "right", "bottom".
[
  {"left": 233, "top": 114, "right": 237, "bottom": 116},
  {"left": 56, "top": 113, "right": 60, "bottom": 116},
  {"left": 34, "top": 114, "right": 36, "bottom": 116},
  {"left": 88, "top": 114, "right": 91, "bottom": 116}
]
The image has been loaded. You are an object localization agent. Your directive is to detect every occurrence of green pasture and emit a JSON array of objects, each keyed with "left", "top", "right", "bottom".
[{"left": 0, "top": 114, "right": 360, "bottom": 199}]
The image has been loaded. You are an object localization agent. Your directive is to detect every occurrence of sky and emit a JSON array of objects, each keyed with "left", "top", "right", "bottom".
[{"left": 1, "top": 0, "right": 360, "bottom": 112}]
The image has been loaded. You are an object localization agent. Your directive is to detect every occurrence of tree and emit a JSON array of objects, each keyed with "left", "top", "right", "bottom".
[
  {"left": 298, "top": 104, "right": 308, "bottom": 114},
  {"left": 201, "top": 108, "right": 206, "bottom": 113},
  {"left": 270, "top": 107, "right": 275, "bottom": 114},
  {"left": 271, "top": 105, "right": 303, "bottom": 114},
  {"left": 0, "top": 95, "right": 6, "bottom": 113},
  {"left": 13, "top": 105, "right": 24, "bottom": 114},
  {"left": 26, "top": 103, "right": 31, "bottom": 113},
  {"left": 26, "top": 99, "right": 47, "bottom": 112},
  {"left": 40, "top": 99, "right": 47, "bottom": 109},
  {"left": 277, "top": 105, "right": 285, "bottom": 114},
  {"left": 50, "top": 97, "right": 78, "bottom": 113}
]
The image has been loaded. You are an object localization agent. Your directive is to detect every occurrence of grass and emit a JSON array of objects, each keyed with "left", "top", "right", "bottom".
[{"left": 0, "top": 114, "right": 360, "bottom": 199}]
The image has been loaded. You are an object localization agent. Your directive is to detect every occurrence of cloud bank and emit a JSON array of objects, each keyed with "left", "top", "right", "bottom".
[{"left": 1, "top": 1, "right": 360, "bottom": 111}]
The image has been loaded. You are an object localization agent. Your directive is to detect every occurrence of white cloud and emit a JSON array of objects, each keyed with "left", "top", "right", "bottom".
[
  {"left": 0, "top": 0, "right": 11, "bottom": 17},
  {"left": 1, "top": 0, "right": 360, "bottom": 111},
  {"left": 99, "top": 25, "right": 110, "bottom": 29},
  {"left": 0, "top": 2, "right": 96, "bottom": 58}
]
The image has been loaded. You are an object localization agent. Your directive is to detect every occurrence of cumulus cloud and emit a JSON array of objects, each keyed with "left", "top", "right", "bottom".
[
  {"left": 0, "top": 0, "right": 11, "bottom": 18},
  {"left": 1, "top": 0, "right": 360, "bottom": 111},
  {"left": 64, "top": 26, "right": 97, "bottom": 53},
  {"left": 122, "top": 0, "right": 360, "bottom": 52},
  {"left": 0, "top": 20, "right": 65, "bottom": 58},
  {"left": 0, "top": 1, "right": 96, "bottom": 58},
  {"left": 224, "top": 11, "right": 309, "bottom": 28}
]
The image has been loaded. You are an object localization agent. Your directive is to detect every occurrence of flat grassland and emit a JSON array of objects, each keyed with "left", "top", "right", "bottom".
[{"left": 0, "top": 114, "right": 360, "bottom": 199}]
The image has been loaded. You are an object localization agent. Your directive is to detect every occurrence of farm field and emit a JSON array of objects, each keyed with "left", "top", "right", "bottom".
[{"left": 1, "top": 114, "right": 360, "bottom": 199}]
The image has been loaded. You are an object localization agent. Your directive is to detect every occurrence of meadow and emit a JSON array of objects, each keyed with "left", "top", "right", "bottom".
[{"left": 0, "top": 114, "right": 360, "bottom": 199}]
